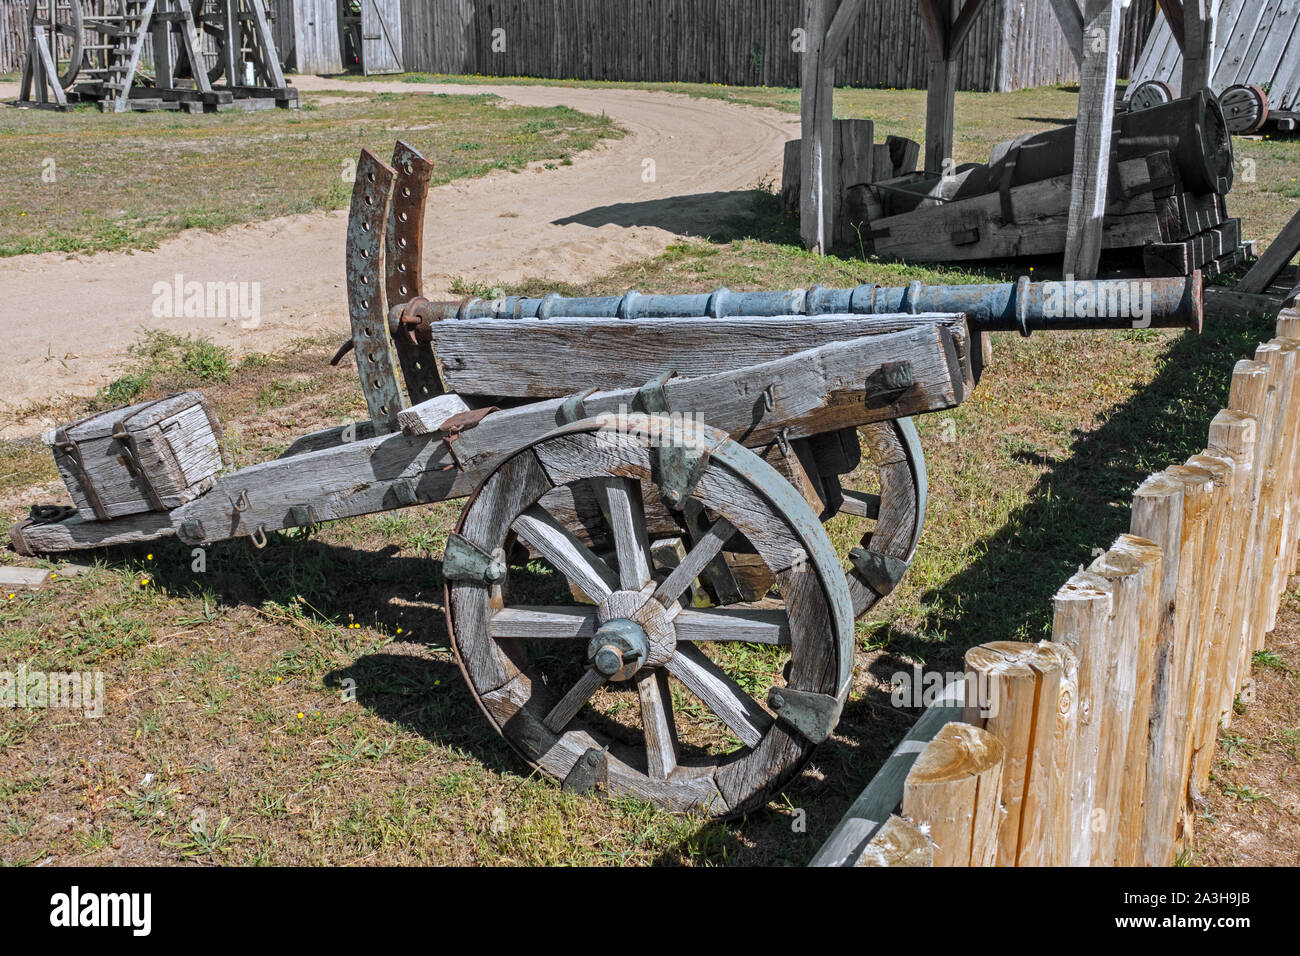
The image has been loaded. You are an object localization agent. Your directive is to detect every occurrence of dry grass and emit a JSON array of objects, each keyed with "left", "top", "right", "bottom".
[{"left": 0, "top": 89, "right": 622, "bottom": 257}]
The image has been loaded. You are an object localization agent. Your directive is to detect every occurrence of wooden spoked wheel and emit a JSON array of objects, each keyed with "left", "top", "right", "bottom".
[
  {"left": 839, "top": 420, "right": 927, "bottom": 620},
  {"left": 1128, "top": 80, "right": 1175, "bottom": 112},
  {"left": 1220, "top": 84, "right": 1269, "bottom": 134},
  {"left": 447, "top": 414, "right": 854, "bottom": 818},
  {"left": 28, "top": 0, "right": 84, "bottom": 89}
]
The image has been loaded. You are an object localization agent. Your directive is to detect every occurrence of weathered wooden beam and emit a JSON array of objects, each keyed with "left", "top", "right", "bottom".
[
  {"left": 1181, "top": 0, "right": 1216, "bottom": 92},
  {"left": 949, "top": 0, "right": 993, "bottom": 56},
  {"left": 428, "top": 312, "right": 970, "bottom": 398},
  {"left": 1046, "top": 0, "right": 1085, "bottom": 64},
  {"left": 800, "top": 0, "right": 835, "bottom": 252},
  {"left": 1237, "top": 207, "right": 1300, "bottom": 295},
  {"left": 1062, "top": 0, "right": 1122, "bottom": 280},
  {"left": 1155, "top": 0, "right": 1186, "bottom": 50},
  {"left": 919, "top": 0, "right": 958, "bottom": 176}
]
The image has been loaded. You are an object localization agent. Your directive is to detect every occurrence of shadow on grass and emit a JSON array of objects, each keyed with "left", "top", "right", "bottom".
[{"left": 732, "top": 308, "right": 1282, "bottom": 865}]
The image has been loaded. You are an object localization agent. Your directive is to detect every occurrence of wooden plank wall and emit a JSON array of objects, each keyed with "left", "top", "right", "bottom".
[
  {"left": 0, "top": 0, "right": 1159, "bottom": 86},
  {"left": 394, "top": 0, "right": 1159, "bottom": 92}
]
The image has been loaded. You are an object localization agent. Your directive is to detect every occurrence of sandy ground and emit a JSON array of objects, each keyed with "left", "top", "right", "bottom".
[{"left": 0, "top": 75, "right": 797, "bottom": 437}]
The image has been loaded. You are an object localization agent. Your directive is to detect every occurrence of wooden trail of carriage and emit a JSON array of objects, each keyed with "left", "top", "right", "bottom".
[{"left": 9, "top": 141, "right": 1202, "bottom": 817}]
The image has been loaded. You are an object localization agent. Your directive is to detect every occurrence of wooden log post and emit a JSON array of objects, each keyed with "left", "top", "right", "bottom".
[
  {"left": 798, "top": 0, "right": 866, "bottom": 253},
  {"left": 1085, "top": 539, "right": 1159, "bottom": 866},
  {"left": 1172, "top": 457, "right": 1232, "bottom": 848},
  {"left": 1051, "top": 570, "right": 1114, "bottom": 866},
  {"left": 856, "top": 815, "right": 935, "bottom": 867},
  {"left": 1046, "top": 0, "right": 1085, "bottom": 65},
  {"left": 1180, "top": 0, "right": 1216, "bottom": 94},
  {"left": 1205, "top": 410, "right": 1259, "bottom": 746},
  {"left": 1184, "top": 448, "right": 1239, "bottom": 805},
  {"left": 1061, "top": 0, "right": 1122, "bottom": 281},
  {"left": 1110, "top": 534, "right": 1165, "bottom": 866},
  {"left": 963, "top": 641, "right": 1076, "bottom": 866},
  {"left": 1262, "top": 339, "right": 1300, "bottom": 631},
  {"left": 1276, "top": 310, "right": 1300, "bottom": 575},
  {"left": 1227, "top": 359, "right": 1272, "bottom": 678},
  {"left": 902, "top": 722, "right": 1005, "bottom": 866},
  {"left": 918, "top": 0, "right": 958, "bottom": 176}
]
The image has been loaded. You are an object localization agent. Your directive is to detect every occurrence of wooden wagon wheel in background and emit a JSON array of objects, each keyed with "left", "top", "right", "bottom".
[
  {"left": 28, "top": 0, "right": 84, "bottom": 89},
  {"left": 446, "top": 414, "right": 854, "bottom": 817},
  {"left": 1128, "top": 79, "right": 1175, "bottom": 112},
  {"left": 1219, "top": 84, "right": 1270, "bottom": 134}
]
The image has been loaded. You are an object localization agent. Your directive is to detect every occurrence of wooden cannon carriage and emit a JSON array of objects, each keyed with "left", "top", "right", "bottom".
[{"left": 9, "top": 142, "right": 1202, "bottom": 818}]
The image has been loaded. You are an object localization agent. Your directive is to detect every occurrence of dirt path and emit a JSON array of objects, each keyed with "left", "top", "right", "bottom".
[{"left": 0, "top": 76, "right": 797, "bottom": 437}]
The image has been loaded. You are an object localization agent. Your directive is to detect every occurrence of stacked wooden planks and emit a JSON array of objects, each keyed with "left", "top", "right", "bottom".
[
  {"left": 813, "top": 292, "right": 1300, "bottom": 867},
  {"left": 852, "top": 94, "right": 1245, "bottom": 274}
]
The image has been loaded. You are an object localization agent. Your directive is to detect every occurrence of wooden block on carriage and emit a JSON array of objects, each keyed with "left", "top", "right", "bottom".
[
  {"left": 46, "top": 391, "right": 227, "bottom": 521},
  {"left": 1143, "top": 240, "right": 1196, "bottom": 277}
]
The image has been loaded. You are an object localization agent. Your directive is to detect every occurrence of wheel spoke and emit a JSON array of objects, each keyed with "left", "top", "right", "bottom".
[
  {"left": 665, "top": 644, "right": 772, "bottom": 748},
  {"left": 636, "top": 669, "right": 678, "bottom": 779},
  {"left": 543, "top": 667, "right": 605, "bottom": 733},
  {"left": 652, "top": 516, "right": 737, "bottom": 610},
  {"left": 596, "top": 477, "right": 653, "bottom": 590},
  {"left": 489, "top": 606, "right": 597, "bottom": 639},
  {"left": 513, "top": 504, "right": 620, "bottom": 602},
  {"left": 674, "top": 607, "right": 790, "bottom": 645}
]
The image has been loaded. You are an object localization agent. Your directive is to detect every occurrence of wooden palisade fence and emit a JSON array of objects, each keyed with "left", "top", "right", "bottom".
[{"left": 813, "top": 294, "right": 1300, "bottom": 866}]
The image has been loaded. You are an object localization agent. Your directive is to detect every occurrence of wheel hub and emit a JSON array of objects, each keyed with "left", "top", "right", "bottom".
[{"left": 588, "top": 618, "right": 648, "bottom": 681}]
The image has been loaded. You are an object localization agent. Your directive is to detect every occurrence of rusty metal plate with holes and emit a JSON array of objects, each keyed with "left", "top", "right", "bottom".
[
  {"left": 386, "top": 141, "right": 443, "bottom": 404},
  {"left": 347, "top": 148, "right": 402, "bottom": 433}
]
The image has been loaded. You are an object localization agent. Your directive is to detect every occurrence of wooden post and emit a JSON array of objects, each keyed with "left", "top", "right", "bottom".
[
  {"left": 919, "top": 0, "right": 958, "bottom": 176},
  {"left": 1205, "top": 409, "right": 1259, "bottom": 747},
  {"left": 1180, "top": 0, "right": 1216, "bottom": 93},
  {"left": 1061, "top": 0, "right": 1121, "bottom": 280},
  {"left": 1110, "top": 534, "right": 1164, "bottom": 866},
  {"left": 902, "top": 722, "right": 1004, "bottom": 866},
  {"left": 963, "top": 641, "right": 1075, "bottom": 866},
  {"left": 856, "top": 815, "right": 935, "bottom": 867},
  {"left": 1051, "top": 570, "right": 1113, "bottom": 866},
  {"left": 1086, "top": 540, "right": 1157, "bottom": 865},
  {"left": 1184, "top": 451, "right": 1236, "bottom": 811},
  {"left": 798, "top": 0, "right": 866, "bottom": 253},
  {"left": 1263, "top": 339, "right": 1300, "bottom": 632},
  {"left": 1228, "top": 359, "right": 1271, "bottom": 677}
]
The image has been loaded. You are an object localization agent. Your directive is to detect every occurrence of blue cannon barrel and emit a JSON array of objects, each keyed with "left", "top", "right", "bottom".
[{"left": 398, "top": 273, "right": 1202, "bottom": 337}]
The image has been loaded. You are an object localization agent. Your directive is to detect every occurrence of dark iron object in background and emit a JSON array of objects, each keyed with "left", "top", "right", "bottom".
[{"left": 392, "top": 272, "right": 1202, "bottom": 340}]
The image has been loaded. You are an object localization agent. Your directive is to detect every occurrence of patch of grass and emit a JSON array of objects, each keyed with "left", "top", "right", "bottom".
[
  {"left": 0, "top": 91, "right": 623, "bottom": 257},
  {"left": 93, "top": 331, "right": 232, "bottom": 408}
]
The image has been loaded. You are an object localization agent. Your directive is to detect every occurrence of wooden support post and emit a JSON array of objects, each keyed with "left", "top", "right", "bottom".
[
  {"left": 902, "top": 722, "right": 1004, "bottom": 866},
  {"left": 1180, "top": 0, "right": 1216, "bottom": 93},
  {"left": 798, "top": 0, "right": 865, "bottom": 253},
  {"left": 152, "top": 8, "right": 175, "bottom": 91},
  {"left": 1155, "top": 0, "right": 1186, "bottom": 50},
  {"left": 962, "top": 641, "right": 1075, "bottom": 867},
  {"left": 1051, "top": 570, "right": 1113, "bottom": 866},
  {"left": 919, "top": 0, "right": 958, "bottom": 176},
  {"left": 1237, "top": 209, "right": 1300, "bottom": 295},
  {"left": 1062, "top": 0, "right": 1121, "bottom": 280},
  {"left": 1260, "top": 340, "right": 1300, "bottom": 634}
]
